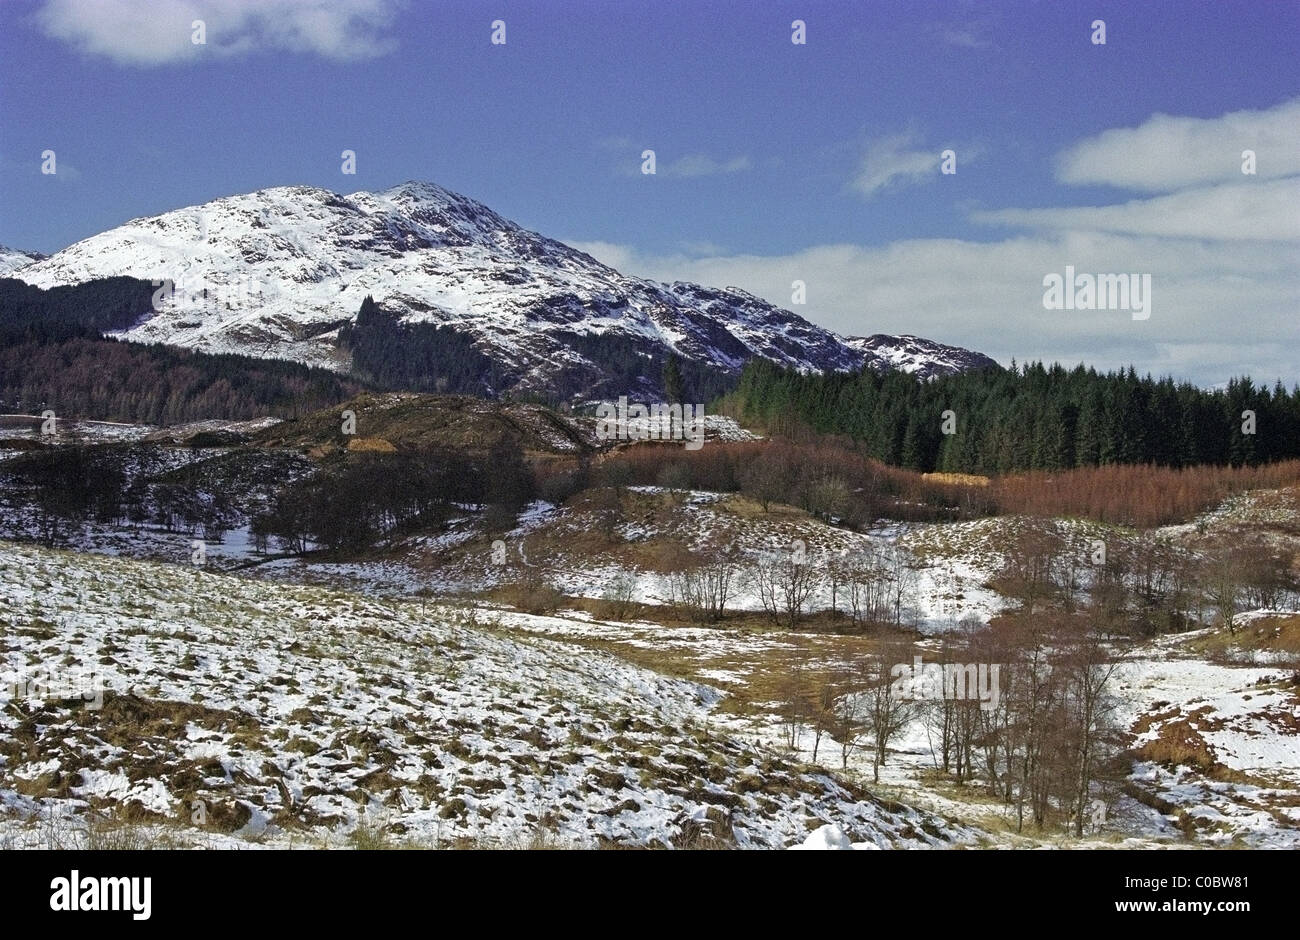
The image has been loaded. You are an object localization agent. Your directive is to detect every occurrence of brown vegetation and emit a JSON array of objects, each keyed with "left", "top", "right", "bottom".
[
  {"left": 991, "top": 461, "right": 1300, "bottom": 528},
  {"left": 599, "top": 433, "right": 1300, "bottom": 529}
]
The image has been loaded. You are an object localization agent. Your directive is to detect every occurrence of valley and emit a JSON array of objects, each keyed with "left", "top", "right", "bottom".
[{"left": 1, "top": 397, "right": 1297, "bottom": 849}]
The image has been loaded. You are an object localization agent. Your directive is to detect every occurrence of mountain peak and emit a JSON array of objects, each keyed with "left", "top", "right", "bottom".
[
  {"left": 13, "top": 182, "right": 998, "bottom": 397},
  {"left": 375, "top": 179, "right": 460, "bottom": 202}
]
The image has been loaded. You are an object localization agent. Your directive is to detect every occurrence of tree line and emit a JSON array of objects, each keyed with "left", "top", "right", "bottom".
[
  {"left": 727, "top": 358, "right": 1300, "bottom": 473},
  {"left": 580, "top": 435, "right": 1300, "bottom": 530},
  {"left": 337, "top": 296, "right": 509, "bottom": 396},
  {"left": 0, "top": 277, "right": 362, "bottom": 424},
  {"left": 1, "top": 444, "right": 242, "bottom": 546},
  {"left": 3, "top": 435, "right": 537, "bottom": 558},
  {"left": 0, "top": 276, "right": 153, "bottom": 343}
]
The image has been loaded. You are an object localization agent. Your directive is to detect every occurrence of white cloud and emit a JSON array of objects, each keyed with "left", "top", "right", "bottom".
[
  {"left": 677, "top": 239, "right": 726, "bottom": 256},
  {"left": 570, "top": 231, "right": 1299, "bottom": 387},
  {"left": 851, "top": 132, "right": 944, "bottom": 198},
  {"left": 974, "top": 177, "right": 1300, "bottom": 243},
  {"left": 567, "top": 240, "right": 638, "bottom": 272},
  {"left": 929, "top": 8, "right": 998, "bottom": 50},
  {"left": 33, "top": 161, "right": 83, "bottom": 183},
  {"left": 1056, "top": 98, "right": 1300, "bottom": 192},
  {"left": 943, "top": 29, "right": 987, "bottom": 48},
  {"left": 607, "top": 149, "right": 752, "bottom": 178},
  {"left": 34, "top": 0, "right": 402, "bottom": 66}
]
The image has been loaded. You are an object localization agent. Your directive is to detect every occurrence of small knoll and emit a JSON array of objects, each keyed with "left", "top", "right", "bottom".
[{"left": 250, "top": 392, "right": 595, "bottom": 457}]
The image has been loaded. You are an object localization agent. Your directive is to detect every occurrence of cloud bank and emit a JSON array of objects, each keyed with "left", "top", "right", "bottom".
[{"left": 34, "top": 0, "right": 403, "bottom": 65}]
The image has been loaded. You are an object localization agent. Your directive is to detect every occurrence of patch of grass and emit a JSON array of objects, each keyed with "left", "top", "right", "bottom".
[
  {"left": 1186, "top": 614, "right": 1300, "bottom": 663},
  {"left": 84, "top": 812, "right": 186, "bottom": 850}
]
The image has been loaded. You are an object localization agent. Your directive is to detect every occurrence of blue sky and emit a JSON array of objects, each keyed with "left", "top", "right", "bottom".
[{"left": 1, "top": 0, "right": 1298, "bottom": 384}]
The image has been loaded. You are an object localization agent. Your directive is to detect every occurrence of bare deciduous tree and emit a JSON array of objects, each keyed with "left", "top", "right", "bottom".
[
  {"left": 996, "top": 521, "right": 1066, "bottom": 616},
  {"left": 751, "top": 543, "right": 821, "bottom": 628},
  {"left": 860, "top": 640, "right": 919, "bottom": 784},
  {"left": 669, "top": 542, "right": 738, "bottom": 623},
  {"left": 1203, "top": 549, "right": 1244, "bottom": 634}
]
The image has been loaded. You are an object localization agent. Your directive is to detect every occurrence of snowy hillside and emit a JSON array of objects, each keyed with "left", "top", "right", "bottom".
[
  {"left": 14, "top": 182, "right": 995, "bottom": 396},
  {"left": 0, "top": 540, "right": 973, "bottom": 849}
]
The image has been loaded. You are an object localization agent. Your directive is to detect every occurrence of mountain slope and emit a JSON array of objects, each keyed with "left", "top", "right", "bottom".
[
  {"left": 842, "top": 334, "right": 1000, "bottom": 380},
  {"left": 16, "top": 182, "right": 996, "bottom": 398},
  {"left": 0, "top": 245, "right": 46, "bottom": 276},
  {"left": 0, "top": 539, "right": 975, "bottom": 848}
]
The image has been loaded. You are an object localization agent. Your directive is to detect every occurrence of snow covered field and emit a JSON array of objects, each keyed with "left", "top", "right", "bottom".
[
  {"left": 485, "top": 608, "right": 1300, "bottom": 848},
  {"left": 0, "top": 540, "right": 973, "bottom": 849}
]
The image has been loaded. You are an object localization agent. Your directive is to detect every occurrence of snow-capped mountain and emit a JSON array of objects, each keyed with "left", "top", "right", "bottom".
[
  {"left": 15, "top": 182, "right": 996, "bottom": 396},
  {"left": 0, "top": 245, "right": 46, "bottom": 276},
  {"left": 842, "top": 334, "right": 999, "bottom": 380}
]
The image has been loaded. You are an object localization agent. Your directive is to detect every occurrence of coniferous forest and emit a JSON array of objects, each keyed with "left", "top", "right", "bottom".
[
  {"left": 728, "top": 358, "right": 1300, "bottom": 473},
  {"left": 0, "top": 277, "right": 362, "bottom": 424},
  {"left": 337, "top": 295, "right": 508, "bottom": 395}
]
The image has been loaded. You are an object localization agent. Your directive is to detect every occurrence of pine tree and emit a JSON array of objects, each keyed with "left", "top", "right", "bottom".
[{"left": 662, "top": 354, "right": 685, "bottom": 403}]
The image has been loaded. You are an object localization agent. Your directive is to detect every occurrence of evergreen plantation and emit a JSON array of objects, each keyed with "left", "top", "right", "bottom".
[
  {"left": 337, "top": 295, "right": 508, "bottom": 395},
  {"left": 728, "top": 358, "right": 1300, "bottom": 474},
  {"left": 0, "top": 277, "right": 361, "bottom": 424}
]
